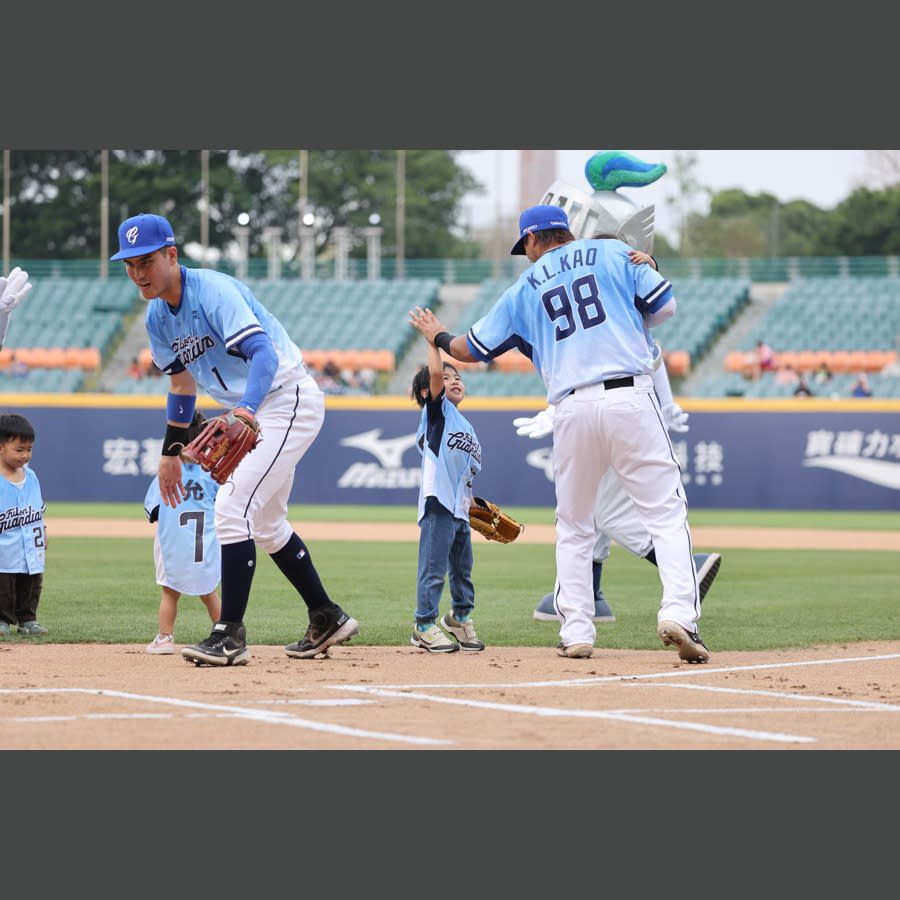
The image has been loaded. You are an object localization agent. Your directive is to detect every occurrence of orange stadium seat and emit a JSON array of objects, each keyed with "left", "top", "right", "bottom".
[
  {"left": 42, "top": 348, "right": 68, "bottom": 368},
  {"left": 13, "top": 348, "right": 46, "bottom": 367},
  {"left": 355, "top": 349, "right": 395, "bottom": 371},
  {"left": 725, "top": 351, "right": 747, "bottom": 372},
  {"left": 827, "top": 351, "right": 854, "bottom": 373},
  {"left": 775, "top": 351, "right": 799, "bottom": 370},
  {"left": 77, "top": 348, "right": 101, "bottom": 370},
  {"left": 793, "top": 351, "right": 818, "bottom": 372},
  {"left": 665, "top": 351, "right": 691, "bottom": 377}
]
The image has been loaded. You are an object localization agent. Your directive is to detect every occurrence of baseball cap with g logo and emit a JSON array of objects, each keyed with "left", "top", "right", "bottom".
[
  {"left": 110, "top": 213, "right": 176, "bottom": 260},
  {"left": 510, "top": 204, "right": 570, "bottom": 255}
]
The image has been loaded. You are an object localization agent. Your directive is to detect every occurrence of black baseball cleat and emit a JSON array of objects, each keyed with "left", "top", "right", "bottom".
[
  {"left": 694, "top": 552, "right": 722, "bottom": 604},
  {"left": 182, "top": 622, "right": 250, "bottom": 667},
  {"left": 285, "top": 604, "right": 360, "bottom": 659}
]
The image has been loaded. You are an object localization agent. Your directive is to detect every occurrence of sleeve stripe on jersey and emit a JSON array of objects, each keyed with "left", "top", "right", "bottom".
[
  {"left": 466, "top": 328, "right": 491, "bottom": 360},
  {"left": 636, "top": 278, "right": 673, "bottom": 314},
  {"left": 225, "top": 324, "right": 264, "bottom": 351}
]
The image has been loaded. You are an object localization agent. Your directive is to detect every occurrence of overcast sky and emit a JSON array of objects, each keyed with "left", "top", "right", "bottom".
[{"left": 455, "top": 150, "right": 871, "bottom": 245}]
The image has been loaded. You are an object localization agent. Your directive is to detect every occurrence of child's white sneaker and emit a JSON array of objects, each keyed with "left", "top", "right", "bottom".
[{"left": 146, "top": 633, "right": 175, "bottom": 655}]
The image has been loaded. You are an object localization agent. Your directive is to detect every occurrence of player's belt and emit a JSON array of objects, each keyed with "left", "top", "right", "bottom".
[{"left": 569, "top": 376, "right": 634, "bottom": 396}]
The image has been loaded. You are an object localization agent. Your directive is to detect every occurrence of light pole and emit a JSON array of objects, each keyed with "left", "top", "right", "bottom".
[
  {"left": 365, "top": 213, "right": 382, "bottom": 280},
  {"left": 396, "top": 149, "right": 405, "bottom": 278},
  {"left": 263, "top": 226, "right": 283, "bottom": 280},
  {"left": 233, "top": 212, "right": 250, "bottom": 280},
  {"left": 300, "top": 211, "right": 315, "bottom": 280},
  {"left": 100, "top": 150, "right": 109, "bottom": 278},
  {"left": 2, "top": 150, "right": 9, "bottom": 275},
  {"left": 332, "top": 225, "right": 350, "bottom": 281},
  {"left": 200, "top": 150, "right": 210, "bottom": 267}
]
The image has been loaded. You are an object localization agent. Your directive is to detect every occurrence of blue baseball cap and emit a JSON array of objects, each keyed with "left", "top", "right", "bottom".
[
  {"left": 110, "top": 213, "right": 176, "bottom": 261},
  {"left": 510, "top": 204, "right": 570, "bottom": 255}
]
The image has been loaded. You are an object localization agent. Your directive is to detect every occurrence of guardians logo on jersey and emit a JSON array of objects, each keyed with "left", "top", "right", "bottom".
[
  {"left": 0, "top": 505, "right": 44, "bottom": 534},
  {"left": 171, "top": 333, "right": 215, "bottom": 365},
  {"left": 447, "top": 430, "right": 481, "bottom": 464}
]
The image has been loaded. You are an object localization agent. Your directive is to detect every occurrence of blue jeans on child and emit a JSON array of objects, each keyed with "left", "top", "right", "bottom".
[{"left": 415, "top": 496, "right": 475, "bottom": 624}]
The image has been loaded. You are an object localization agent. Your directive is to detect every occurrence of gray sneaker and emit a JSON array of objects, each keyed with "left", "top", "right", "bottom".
[
  {"left": 410, "top": 622, "right": 459, "bottom": 653},
  {"left": 694, "top": 553, "right": 722, "bottom": 604},
  {"left": 0, "top": 622, "right": 10, "bottom": 636},
  {"left": 533, "top": 590, "right": 615, "bottom": 623},
  {"left": 657, "top": 620, "right": 710, "bottom": 663},
  {"left": 440, "top": 612, "right": 485, "bottom": 651},
  {"left": 18, "top": 621, "right": 48, "bottom": 635}
]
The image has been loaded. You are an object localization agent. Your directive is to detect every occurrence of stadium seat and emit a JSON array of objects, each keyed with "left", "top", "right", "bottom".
[
  {"left": 665, "top": 350, "right": 691, "bottom": 377},
  {"left": 828, "top": 351, "right": 854, "bottom": 373},
  {"left": 725, "top": 350, "right": 748, "bottom": 372}
]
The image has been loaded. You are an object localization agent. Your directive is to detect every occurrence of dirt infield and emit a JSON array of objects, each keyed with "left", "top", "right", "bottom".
[
  {"left": 2, "top": 642, "right": 898, "bottom": 749},
  {"left": 44, "top": 518, "right": 900, "bottom": 550},
  {"left": 2, "top": 518, "right": 895, "bottom": 750}
]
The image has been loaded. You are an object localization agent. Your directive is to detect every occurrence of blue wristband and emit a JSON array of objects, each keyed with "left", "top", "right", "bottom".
[{"left": 166, "top": 392, "right": 196, "bottom": 425}]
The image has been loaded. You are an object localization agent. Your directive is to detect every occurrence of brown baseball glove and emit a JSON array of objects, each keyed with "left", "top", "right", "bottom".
[
  {"left": 468, "top": 496, "right": 524, "bottom": 544},
  {"left": 180, "top": 407, "right": 260, "bottom": 485}
]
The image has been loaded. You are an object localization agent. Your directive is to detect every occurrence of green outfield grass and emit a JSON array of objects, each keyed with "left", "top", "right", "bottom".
[
  {"left": 45, "top": 502, "right": 900, "bottom": 531},
  {"left": 11, "top": 504, "right": 900, "bottom": 651}
]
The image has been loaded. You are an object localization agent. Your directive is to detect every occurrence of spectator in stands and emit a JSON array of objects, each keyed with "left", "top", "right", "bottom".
[
  {"left": 775, "top": 364, "right": 800, "bottom": 386},
  {"left": 813, "top": 360, "right": 833, "bottom": 385},
  {"left": 793, "top": 373, "right": 814, "bottom": 397},
  {"left": 356, "top": 367, "right": 376, "bottom": 394},
  {"left": 316, "top": 358, "right": 346, "bottom": 394},
  {"left": 127, "top": 357, "right": 144, "bottom": 379},
  {"left": 850, "top": 372, "right": 873, "bottom": 397},
  {"left": 9, "top": 352, "right": 28, "bottom": 378},
  {"left": 746, "top": 339, "right": 776, "bottom": 380}
]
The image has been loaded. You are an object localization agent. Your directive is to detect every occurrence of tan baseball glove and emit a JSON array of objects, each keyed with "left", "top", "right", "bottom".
[
  {"left": 468, "top": 496, "right": 524, "bottom": 544},
  {"left": 180, "top": 407, "right": 260, "bottom": 485}
]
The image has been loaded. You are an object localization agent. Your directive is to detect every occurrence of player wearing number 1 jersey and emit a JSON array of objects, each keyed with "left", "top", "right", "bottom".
[
  {"left": 408, "top": 204, "right": 709, "bottom": 662},
  {"left": 112, "top": 212, "right": 359, "bottom": 666}
]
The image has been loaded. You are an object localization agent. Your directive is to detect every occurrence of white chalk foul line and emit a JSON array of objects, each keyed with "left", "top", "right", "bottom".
[
  {"left": 332, "top": 686, "right": 814, "bottom": 744},
  {"left": 626, "top": 681, "right": 900, "bottom": 712},
  {"left": 344, "top": 653, "right": 900, "bottom": 691},
  {"left": 0, "top": 688, "right": 448, "bottom": 747}
]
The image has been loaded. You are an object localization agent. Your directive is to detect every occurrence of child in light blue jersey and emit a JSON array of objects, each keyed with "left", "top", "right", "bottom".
[
  {"left": 143, "top": 412, "right": 221, "bottom": 654},
  {"left": 0, "top": 413, "right": 47, "bottom": 636},
  {"left": 409, "top": 339, "right": 485, "bottom": 653}
]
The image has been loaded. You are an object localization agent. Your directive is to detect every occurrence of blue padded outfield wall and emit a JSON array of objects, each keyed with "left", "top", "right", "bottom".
[{"left": 7, "top": 396, "right": 900, "bottom": 511}]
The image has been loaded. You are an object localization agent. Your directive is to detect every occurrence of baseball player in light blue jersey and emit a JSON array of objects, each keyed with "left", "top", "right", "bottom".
[
  {"left": 409, "top": 339, "right": 485, "bottom": 653},
  {"left": 0, "top": 414, "right": 48, "bottom": 636},
  {"left": 143, "top": 412, "right": 222, "bottom": 655},
  {"left": 514, "top": 241, "right": 721, "bottom": 623},
  {"left": 409, "top": 204, "right": 710, "bottom": 663},
  {"left": 111, "top": 213, "right": 359, "bottom": 666}
]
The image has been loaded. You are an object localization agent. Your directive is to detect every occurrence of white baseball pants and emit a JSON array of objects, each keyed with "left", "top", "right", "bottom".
[
  {"left": 215, "top": 373, "right": 324, "bottom": 552},
  {"left": 552, "top": 375, "right": 700, "bottom": 648}
]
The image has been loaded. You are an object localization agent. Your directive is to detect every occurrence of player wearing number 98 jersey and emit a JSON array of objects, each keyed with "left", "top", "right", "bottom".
[{"left": 409, "top": 203, "right": 709, "bottom": 664}]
